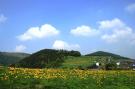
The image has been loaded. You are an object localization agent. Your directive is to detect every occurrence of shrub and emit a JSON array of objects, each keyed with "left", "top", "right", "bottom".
[{"left": 105, "top": 62, "right": 117, "bottom": 70}]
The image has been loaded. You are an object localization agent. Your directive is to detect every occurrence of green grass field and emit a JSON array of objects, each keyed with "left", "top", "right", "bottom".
[
  {"left": 61, "top": 56, "right": 97, "bottom": 68},
  {"left": 61, "top": 56, "right": 121, "bottom": 69}
]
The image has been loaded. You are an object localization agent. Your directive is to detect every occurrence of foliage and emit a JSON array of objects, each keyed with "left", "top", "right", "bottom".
[
  {"left": 59, "top": 50, "right": 81, "bottom": 57},
  {"left": 105, "top": 62, "right": 117, "bottom": 70}
]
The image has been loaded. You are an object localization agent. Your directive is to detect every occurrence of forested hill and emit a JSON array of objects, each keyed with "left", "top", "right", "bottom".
[
  {"left": 85, "top": 51, "right": 130, "bottom": 59},
  {"left": 0, "top": 52, "right": 30, "bottom": 66},
  {"left": 16, "top": 49, "right": 81, "bottom": 68}
]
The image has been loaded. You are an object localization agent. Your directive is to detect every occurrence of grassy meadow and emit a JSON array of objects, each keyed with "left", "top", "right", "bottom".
[
  {"left": 61, "top": 56, "right": 125, "bottom": 69},
  {"left": 62, "top": 56, "right": 97, "bottom": 68},
  {"left": 0, "top": 67, "right": 135, "bottom": 89}
]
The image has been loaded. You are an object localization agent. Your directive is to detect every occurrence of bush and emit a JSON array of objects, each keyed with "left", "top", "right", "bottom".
[{"left": 105, "top": 62, "right": 117, "bottom": 70}]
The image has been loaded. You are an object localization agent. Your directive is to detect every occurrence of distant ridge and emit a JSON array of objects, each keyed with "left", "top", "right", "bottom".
[
  {"left": 85, "top": 51, "right": 130, "bottom": 59},
  {"left": 0, "top": 52, "right": 30, "bottom": 66}
]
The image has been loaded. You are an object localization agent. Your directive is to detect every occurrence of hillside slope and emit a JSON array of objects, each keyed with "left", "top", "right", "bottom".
[
  {"left": 16, "top": 49, "right": 81, "bottom": 68},
  {"left": 85, "top": 51, "right": 130, "bottom": 59},
  {"left": 62, "top": 51, "right": 132, "bottom": 69},
  {"left": 14, "top": 50, "right": 132, "bottom": 69},
  {"left": 0, "top": 52, "right": 30, "bottom": 66}
]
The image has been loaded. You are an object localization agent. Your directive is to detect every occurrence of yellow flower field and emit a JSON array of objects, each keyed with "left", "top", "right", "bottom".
[
  {"left": 2, "top": 67, "right": 134, "bottom": 80},
  {"left": 0, "top": 67, "right": 135, "bottom": 89}
]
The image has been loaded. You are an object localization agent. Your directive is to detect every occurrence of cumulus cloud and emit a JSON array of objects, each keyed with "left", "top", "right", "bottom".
[
  {"left": 0, "top": 14, "right": 7, "bottom": 23},
  {"left": 99, "top": 18, "right": 135, "bottom": 44},
  {"left": 52, "top": 40, "right": 80, "bottom": 50},
  {"left": 15, "top": 45, "right": 26, "bottom": 52},
  {"left": 18, "top": 24, "right": 59, "bottom": 41},
  {"left": 125, "top": 3, "right": 135, "bottom": 13},
  {"left": 69, "top": 19, "right": 135, "bottom": 45},
  {"left": 101, "top": 27, "right": 134, "bottom": 43},
  {"left": 70, "top": 25, "right": 99, "bottom": 37},
  {"left": 99, "top": 18, "right": 125, "bottom": 30}
]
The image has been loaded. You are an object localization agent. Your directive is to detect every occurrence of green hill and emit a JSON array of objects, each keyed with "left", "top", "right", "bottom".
[
  {"left": 15, "top": 50, "right": 133, "bottom": 69},
  {"left": 16, "top": 49, "right": 81, "bottom": 68},
  {"left": 0, "top": 52, "right": 30, "bottom": 66},
  {"left": 61, "top": 51, "right": 132, "bottom": 69},
  {"left": 85, "top": 51, "right": 130, "bottom": 59}
]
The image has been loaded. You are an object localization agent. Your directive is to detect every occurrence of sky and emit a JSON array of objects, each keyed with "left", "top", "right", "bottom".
[{"left": 0, "top": 0, "right": 135, "bottom": 59}]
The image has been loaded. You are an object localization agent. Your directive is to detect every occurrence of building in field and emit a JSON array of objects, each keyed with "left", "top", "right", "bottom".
[{"left": 117, "top": 60, "right": 135, "bottom": 70}]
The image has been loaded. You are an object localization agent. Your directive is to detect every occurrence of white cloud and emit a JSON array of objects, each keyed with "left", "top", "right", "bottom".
[
  {"left": 52, "top": 40, "right": 80, "bottom": 50},
  {"left": 0, "top": 14, "right": 7, "bottom": 23},
  {"left": 99, "top": 18, "right": 125, "bottom": 30},
  {"left": 69, "top": 19, "right": 135, "bottom": 45},
  {"left": 15, "top": 45, "right": 26, "bottom": 52},
  {"left": 70, "top": 25, "right": 99, "bottom": 37},
  {"left": 99, "top": 18, "right": 135, "bottom": 44},
  {"left": 125, "top": 3, "right": 135, "bottom": 13},
  {"left": 18, "top": 24, "right": 59, "bottom": 41},
  {"left": 101, "top": 27, "right": 134, "bottom": 43}
]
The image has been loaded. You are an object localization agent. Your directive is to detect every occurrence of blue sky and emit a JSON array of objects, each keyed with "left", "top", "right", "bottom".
[{"left": 0, "top": 0, "right": 135, "bottom": 58}]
